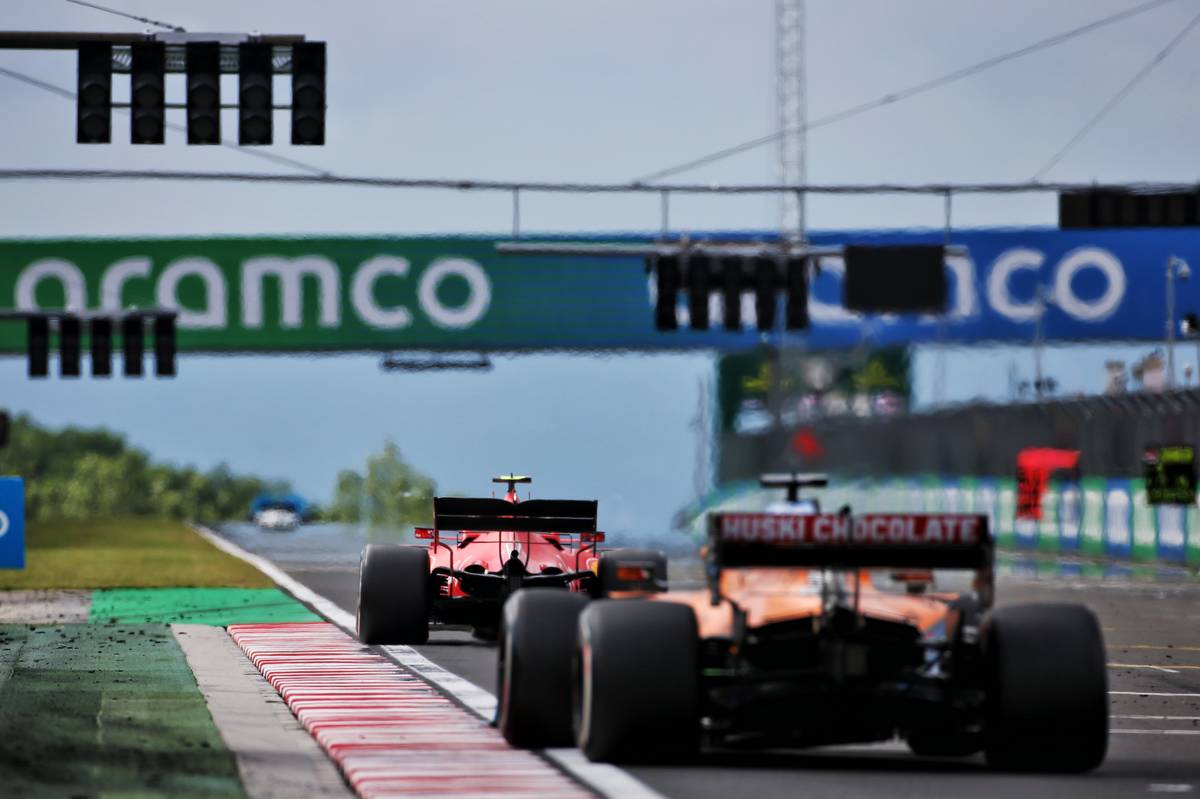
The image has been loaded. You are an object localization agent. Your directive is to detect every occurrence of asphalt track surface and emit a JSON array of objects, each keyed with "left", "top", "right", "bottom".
[{"left": 218, "top": 523, "right": 1200, "bottom": 798}]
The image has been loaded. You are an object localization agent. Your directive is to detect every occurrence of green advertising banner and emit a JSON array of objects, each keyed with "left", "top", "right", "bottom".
[{"left": 0, "top": 236, "right": 693, "bottom": 353}]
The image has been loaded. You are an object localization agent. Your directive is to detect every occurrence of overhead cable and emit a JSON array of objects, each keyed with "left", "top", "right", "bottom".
[
  {"left": 61, "top": 0, "right": 186, "bottom": 32},
  {"left": 1032, "top": 7, "right": 1200, "bottom": 180},
  {"left": 635, "top": 0, "right": 1181, "bottom": 183}
]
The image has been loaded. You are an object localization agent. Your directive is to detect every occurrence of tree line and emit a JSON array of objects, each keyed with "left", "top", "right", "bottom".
[{"left": 0, "top": 413, "right": 435, "bottom": 526}]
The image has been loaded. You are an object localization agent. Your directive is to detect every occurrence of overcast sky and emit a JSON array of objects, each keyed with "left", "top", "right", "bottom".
[
  {"left": 1, "top": 1, "right": 1196, "bottom": 526},
  {"left": 2, "top": 0, "right": 1197, "bottom": 236}
]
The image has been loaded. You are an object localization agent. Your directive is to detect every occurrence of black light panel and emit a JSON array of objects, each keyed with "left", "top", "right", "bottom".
[
  {"left": 186, "top": 42, "right": 221, "bottom": 144},
  {"left": 754, "top": 257, "right": 777, "bottom": 331},
  {"left": 654, "top": 255, "right": 680, "bottom": 331},
  {"left": 291, "top": 42, "right": 326, "bottom": 145},
  {"left": 122, "top": 315, "right": 144, "bottom": 376},
  {"left": 687, "top": 255, "right": 711, "bottom": 331},
  {"left": 59, "top": 315, "right": 81, "bottom": 377},
  {"left": 154, "top": 315, "right": 176, "bottom": 377},
  {"left": 785, "top": 256, "right": 810, "bottom": 330},
  {"left": 91, "top": 317, "right": 113, "bottom": 377},
  {"left": 76, "top": 42, "right": 112, "bottom": 143},
  {"left": 130, "top": 42, "right": 165, "bottom": 144},
  {"left": 843, "top": 244, "right": 947, "bottom": 314},
  {"left": 27, "top": 317, "right": 49, "bottom": 378},
  {"left": 239, "top": 42, "right": 273, "bottom": 145},
  {"left": 721, "top": 256, "right": 743, "bottom": 331}
]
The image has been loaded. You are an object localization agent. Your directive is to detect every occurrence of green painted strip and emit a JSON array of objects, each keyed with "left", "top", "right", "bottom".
[
  {"left": 0, "top": 623, "right": 246, "bottom": 797},
  {"left": 89, "top": 587, "right": 320, "bottom": 626}
]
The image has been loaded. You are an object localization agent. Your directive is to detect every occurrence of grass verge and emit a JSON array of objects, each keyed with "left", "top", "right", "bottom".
[
  {"left": 0, "top": 623, "right": 246, "bottom": 798},
  {"left": 0, "top": 518, "right": 273, "bottom": 590}
]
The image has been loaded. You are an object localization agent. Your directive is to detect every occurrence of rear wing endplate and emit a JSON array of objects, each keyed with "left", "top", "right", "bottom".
[{"left": 433, "top": 496, "right": 598, "bottom": 533}]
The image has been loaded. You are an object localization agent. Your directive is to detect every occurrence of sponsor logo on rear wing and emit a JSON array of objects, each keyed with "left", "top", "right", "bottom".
[{"left": 709, "top": 512, "right": 992, "bottom": 569}]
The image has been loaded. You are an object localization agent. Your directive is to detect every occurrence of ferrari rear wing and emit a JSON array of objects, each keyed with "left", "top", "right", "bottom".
[
  {"left": 708, "top": 512, "right": 991, "bottom": 570},
  {"left": 432, "top": 497, "right": 598, "bottom": 533}
]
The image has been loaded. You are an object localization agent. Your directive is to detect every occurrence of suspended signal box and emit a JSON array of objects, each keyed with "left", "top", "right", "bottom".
[{"left": 842, "top": 244, "right": 948, "bottom": 314}]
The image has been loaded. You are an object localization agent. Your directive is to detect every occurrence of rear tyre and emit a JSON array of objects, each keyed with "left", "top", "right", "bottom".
[
  {"left": 497, "top": 589, "right": 589, "bottom": 748},
  {"left": 357, "top": 544, "right": 430, "bottom": 645},
  {"left": 907, "top": 731, "right": 982, "bottom": 758},
  {"left": 574, "top": 600, "right": 698, "bottom": 763},
  {"left": 596, "top": 549, "right": 668, "bottom": 595},
  {"left": 982, "top": 602, "right": 1107, "bottom": 772}
]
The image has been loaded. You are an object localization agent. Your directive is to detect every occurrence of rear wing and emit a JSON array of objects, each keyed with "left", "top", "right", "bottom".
[
  {"left": 708, "top": 512, "right": 991, "bottom": 570},
  {"left": 432, "top": 496, "right": 598, "bottom": 533}
]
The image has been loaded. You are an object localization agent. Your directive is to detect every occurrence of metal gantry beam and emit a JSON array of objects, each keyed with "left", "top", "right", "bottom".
[
  {"left": 0, "top": 169, "right": 1196, "bottom": 196},
  {"left": 0, "top": 32, "right": 306, "bottom": 73}
]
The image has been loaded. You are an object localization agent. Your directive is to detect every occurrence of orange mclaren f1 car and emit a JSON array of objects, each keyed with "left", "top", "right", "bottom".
[
  {"left": 357, "top": 475, "right": 666, "bottom": 643},
  {"left": 497, "top": 474, "right": 1108, "bottom": 772}
]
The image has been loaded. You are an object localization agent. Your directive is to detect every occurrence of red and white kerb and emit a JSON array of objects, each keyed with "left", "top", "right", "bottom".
[{"left": 229, "top": 622, "right": 591, "bottom": 799}]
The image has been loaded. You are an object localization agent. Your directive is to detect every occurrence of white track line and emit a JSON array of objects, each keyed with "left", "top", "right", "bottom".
[
  {"left": 1111, "top": 691, "right": 1200, "bottom": 698},
  {"left": 1111, "top": 729, "right": 1200, "bottom": 736},
  {"left": 1113, "top": 715, "right": 1200, "bottom": 721},
  {"left": 191, "top": 524, "right": 667, "bottom": 799},
  {"left": 1109, "top": 663, "right": 1183, "bottom": 674}
]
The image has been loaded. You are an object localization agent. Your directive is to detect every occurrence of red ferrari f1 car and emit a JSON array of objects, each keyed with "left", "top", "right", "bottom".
[
  {"left": 497, "top": 474, "right": 1109, "bottom": 771},
  {"left": 357, "top": 475, "right": 666, "bottom": 644}
]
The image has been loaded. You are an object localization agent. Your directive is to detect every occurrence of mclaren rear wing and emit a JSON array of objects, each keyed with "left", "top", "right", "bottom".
[
  {"left": 432, "top": 497, "right": 599, "bottom": 533},
  {"left": 706, "top": 511, "right": 993, "bottom": 604},
  {"left": 710, "top": 512, "right": 991, "bottom": 569}
]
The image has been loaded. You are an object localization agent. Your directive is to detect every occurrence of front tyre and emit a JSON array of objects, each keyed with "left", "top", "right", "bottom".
[
  {"left": 497, "top": 589, "right": 589, "bottom": 748},
  {"left": 357, "top": 544, "right": 430, "bottom": 645},
  {"left": 982, "top": 602, "right": 1108, "bottom": 772},
  {"left": 574, "top": 600, "right": 699, "bottom": 763}
]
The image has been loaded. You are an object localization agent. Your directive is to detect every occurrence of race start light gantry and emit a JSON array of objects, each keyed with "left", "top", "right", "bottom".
[
  {"left": 70, "top": 34, "right": 326, "bottom": 146},
  {"left": 3, "top": 310, "right": 177, "bottom": 379},
  {"left": 496, "top": 240, "right": 954, "bottom": 333},
  {"left": 653, "top": 251, "right": 810, "bottom": 332},
  {"left": 1059, "top": 189, "right": 1200, "bottom": 229}
]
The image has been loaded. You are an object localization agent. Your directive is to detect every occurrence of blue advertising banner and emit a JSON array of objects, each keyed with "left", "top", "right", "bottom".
[
  {"left": 800, "top": 227, "right": 1200, "bottom": 349},
  {"left": 0, "top": 227, "right": 1197, "bottom": 352},
  {"left": 0, "top": 477, "right": 25, "bottom": 569}
]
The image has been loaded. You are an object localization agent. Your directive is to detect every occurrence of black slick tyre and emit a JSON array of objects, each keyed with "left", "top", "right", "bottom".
[
  {"left": 356, "top": 544, "right": 430, "bottom": 645},
  {"left": 982, "top": 602, "right": 1108, "bottom": 772},
  {"left": 497, "top": 588, "right": 589, "bottom": 748},
  {"left": 574, "top": 599, "right": 698, "bottom": 763}
]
